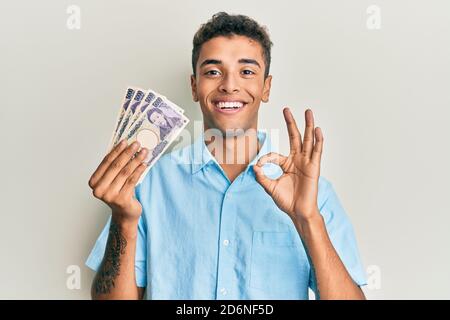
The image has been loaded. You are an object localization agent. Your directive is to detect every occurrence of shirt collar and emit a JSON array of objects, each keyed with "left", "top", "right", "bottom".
[{"left": 191, "top": 129, "right": 273, "bottom": 175}]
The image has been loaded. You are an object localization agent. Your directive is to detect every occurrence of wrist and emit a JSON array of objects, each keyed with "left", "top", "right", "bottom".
[
  {"left": 111, "top": 213, "right": 139, "bottom": 239},
  {"left": 293, "top": 208, "right": 324, "bottom": 234}
]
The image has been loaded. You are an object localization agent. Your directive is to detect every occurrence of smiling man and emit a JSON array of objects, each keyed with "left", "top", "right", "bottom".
[{"left": 86, "top": 12, "right": 367, "bottom": 300}]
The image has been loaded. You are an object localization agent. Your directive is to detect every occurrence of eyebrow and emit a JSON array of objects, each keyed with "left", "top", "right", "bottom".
[{"left": 199, "top": 58, "right": 261, "bottom": 69}]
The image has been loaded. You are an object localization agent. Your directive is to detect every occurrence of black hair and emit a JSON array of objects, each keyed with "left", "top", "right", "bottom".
[{"left": 192, "top": 12, "right": 273, "bottom": 79}]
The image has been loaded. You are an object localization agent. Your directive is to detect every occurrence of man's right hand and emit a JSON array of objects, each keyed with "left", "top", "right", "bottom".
[{"left": 88, "top": 140, "right": 148, "bottom": 223}]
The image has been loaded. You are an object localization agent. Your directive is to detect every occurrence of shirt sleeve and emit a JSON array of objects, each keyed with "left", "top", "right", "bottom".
[
  {"left": 85, "top": 185, "right": 147, "bottom": 288},
  {"left": 309, "top": 177, "right": 367, "bottom": 298}
]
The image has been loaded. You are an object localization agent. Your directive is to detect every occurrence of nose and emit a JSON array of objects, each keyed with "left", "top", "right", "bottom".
[{"left": 218, "top": 74, "right": 240, "bottom": 94}]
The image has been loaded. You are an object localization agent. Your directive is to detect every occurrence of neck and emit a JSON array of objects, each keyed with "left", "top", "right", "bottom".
[{"left": 204, "top": 128, "right": 261, "bottom": 166}]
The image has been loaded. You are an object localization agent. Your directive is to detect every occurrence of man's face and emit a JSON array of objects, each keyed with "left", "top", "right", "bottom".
[{"left": 191, "top": 35, "right": 272, "bottom": 135}]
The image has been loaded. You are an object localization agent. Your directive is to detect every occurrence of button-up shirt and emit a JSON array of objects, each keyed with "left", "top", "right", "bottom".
[{"left": 86, "top": 130, "right": 367, "bottom": 299}]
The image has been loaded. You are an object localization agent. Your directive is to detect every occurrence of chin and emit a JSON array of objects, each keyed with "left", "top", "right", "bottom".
[{"left": 214, "top": 123, "right": 254, "bottom": 137}]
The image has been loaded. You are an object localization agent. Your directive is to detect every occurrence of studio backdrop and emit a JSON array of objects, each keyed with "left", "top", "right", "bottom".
[{"left": 1, "top": 0, "right": 449, "bottom": 299}]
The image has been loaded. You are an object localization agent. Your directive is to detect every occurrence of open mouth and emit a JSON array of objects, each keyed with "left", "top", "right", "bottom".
[{"left": 213, "top": 101, "right": 247, "bottom": 114}]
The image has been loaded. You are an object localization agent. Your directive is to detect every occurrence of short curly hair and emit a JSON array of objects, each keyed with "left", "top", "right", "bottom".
[{"left": 192, "top": 12, "right": 273, "bottom": 79}]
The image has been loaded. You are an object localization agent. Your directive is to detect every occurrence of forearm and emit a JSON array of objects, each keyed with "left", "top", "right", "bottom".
[
  {"left": 294, "top": 212, "right": 365, "bottom": 300},
  {"left": 91, "top": 216, "right": 143, "bottom": 300}
]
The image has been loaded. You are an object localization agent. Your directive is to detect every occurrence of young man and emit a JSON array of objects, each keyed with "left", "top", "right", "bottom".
[{"left": 86, "top": 12, "right": 367, "bottom": 300}]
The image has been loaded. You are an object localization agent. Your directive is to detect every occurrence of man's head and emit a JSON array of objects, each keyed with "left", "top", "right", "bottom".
[{"left": 190, "top": 12, "right": 273, "bottom": 135}]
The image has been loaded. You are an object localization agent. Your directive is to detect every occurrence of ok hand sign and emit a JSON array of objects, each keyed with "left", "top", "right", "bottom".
[{"left": 254, "top": 107, "right": 324, "bottom": 224}]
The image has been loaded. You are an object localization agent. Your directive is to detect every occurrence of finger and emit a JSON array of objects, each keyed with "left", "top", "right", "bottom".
[
  {"left": 256, "top": 152, "right": 287, "bottom": 169},
  {"left": 302, "top": 109, "right": 315, "bottom": 157},
  {"left": 283, "top": 107, "right": 303, "bottom": 155},
  {"left": 311, "top": 127, "right": 324, "bottom": 165},
  {"left": 253, "top": 164, "right": 277, "bottom": 196},
  {"left": 108, "top": 148, "right": 149, "bottom": 195},
  {"left": 89, "top": 139, "right": 128, "bottom": 188},
  {"left": 93, "top": 141, "right": 141, "bottom": 195},
  {"left": 121, "top": 162, "right": 149, "bottom": 197}
]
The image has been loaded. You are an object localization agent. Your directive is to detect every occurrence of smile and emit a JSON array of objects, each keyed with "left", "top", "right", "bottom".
[{"left": 213, "top": 101, "right": 247, "bottom": 114}]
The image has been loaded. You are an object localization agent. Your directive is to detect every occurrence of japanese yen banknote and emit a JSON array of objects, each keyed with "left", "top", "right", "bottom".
[{"left": 108, "top": 86, "right": 189, "bottom": 185}]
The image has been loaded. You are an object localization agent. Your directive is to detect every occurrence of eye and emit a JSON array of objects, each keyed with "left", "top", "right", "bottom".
[
  {"left": 205, "top": 70, "right": 221, "bottom": 76},
  {"left": 242, "top": 69, "right": 255, "bottom": 75}
]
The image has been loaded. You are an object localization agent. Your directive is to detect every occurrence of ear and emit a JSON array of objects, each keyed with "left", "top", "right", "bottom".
[
  {"left": 190, "top": 74, "right": 199, "bottom": 102},
  {"left": 261, "top": 75, "right": 272, "bottom": 103}
]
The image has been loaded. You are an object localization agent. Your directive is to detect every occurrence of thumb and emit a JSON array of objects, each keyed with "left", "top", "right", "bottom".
[{"left": 253, "top": 164, "right": 275, "bottom": 195}]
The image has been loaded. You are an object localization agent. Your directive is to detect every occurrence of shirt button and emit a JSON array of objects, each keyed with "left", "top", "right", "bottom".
[
  {"left": 220, "top": 288, "right": 227, "bottom": 296},
  {"left": 223, "top": 239, "right": 229, "bottom": 246}
]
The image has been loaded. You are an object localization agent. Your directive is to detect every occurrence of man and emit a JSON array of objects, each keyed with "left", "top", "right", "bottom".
[{"left": 86, "top": 12, "right": 367, "bottom": 300}]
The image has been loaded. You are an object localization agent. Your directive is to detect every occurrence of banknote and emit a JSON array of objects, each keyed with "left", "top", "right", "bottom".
[
  {"left": 123, "top": 90, "right": 157, "bottom": 135},
  {"left": 158, "top": 94, "right": 185, "bottom": 115},
  {"left": 112, "top": 88, "right": 146, "bottom": 147},
  {"left": 126, "top": 100, "right": 189, "bottom": 184},
  {"left": 108, "top": 86, "right": 189, "bottom": 185},
  {"left": 107, "top": 87, "right": 135, "bottom": 151},
  {"left": 125, "top": 98, "right": 187, "bottom": 143}
]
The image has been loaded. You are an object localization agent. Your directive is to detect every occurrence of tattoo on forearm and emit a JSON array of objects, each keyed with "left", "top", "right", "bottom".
[{"left": 94, "top": 220, "right": 127, "bottom": 295}]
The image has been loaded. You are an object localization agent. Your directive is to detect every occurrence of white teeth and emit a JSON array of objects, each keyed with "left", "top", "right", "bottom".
[{"left": 215, "top": 101, "right": 244, "bottom": 109}]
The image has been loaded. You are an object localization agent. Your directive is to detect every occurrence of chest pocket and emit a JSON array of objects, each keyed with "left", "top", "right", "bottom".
[{"left": 249, "top": 231, "right": 310, "bottom": 296}]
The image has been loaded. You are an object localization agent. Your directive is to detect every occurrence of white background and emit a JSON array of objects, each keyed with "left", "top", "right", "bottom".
[{"left": 1, "top": 0, "right": 449, "bottom": 299}]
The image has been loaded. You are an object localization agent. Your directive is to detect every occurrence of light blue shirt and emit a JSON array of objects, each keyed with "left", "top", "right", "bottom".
[{"left": 86, "top": 130, "right": 367, "bottom": 299}]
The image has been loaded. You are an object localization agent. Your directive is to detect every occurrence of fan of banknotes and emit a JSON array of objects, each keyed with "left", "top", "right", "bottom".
[{"left": 108, "top": 87, "right": 190, "bottom": 185}]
